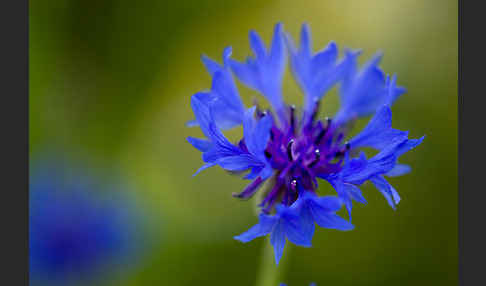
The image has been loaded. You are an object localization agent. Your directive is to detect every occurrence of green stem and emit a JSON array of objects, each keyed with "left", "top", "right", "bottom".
[{"left": 255, "top": 238, "right": 291, "bottom": 286}]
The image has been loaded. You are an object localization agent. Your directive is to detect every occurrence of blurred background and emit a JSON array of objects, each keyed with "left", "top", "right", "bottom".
[{"left": 29, "top": 0, "right": 457, "bottom": 285}]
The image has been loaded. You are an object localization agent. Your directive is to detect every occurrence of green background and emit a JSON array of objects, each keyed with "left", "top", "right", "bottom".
[{"left": 30, "top": 0, "right": 457, "bottom": 285}]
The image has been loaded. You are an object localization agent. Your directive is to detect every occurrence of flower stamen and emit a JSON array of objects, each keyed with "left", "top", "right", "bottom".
[
  {"left": 308, "top": 149, "right": 321, "bottom": 168},
  {"left": 287, "top": 139, "right": 295, "bottom": 161}
]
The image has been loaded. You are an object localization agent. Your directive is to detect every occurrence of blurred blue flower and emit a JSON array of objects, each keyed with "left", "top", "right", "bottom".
[
  {"left": 187, "top": 23, "right": 424, "bottom": 264},
  {"left": 280, "top": 283, "right": 316, "bottom": 286},
  {"left": 29, "top": 160, "right": 144, "bottom": 285}
]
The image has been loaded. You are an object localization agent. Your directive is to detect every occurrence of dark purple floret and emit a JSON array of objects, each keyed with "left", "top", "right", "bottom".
[{"left": 248, "top": 106, "right": 350, "bottom": 213}]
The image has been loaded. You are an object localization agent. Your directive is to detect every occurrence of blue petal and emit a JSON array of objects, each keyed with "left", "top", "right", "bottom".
[
  {"left": 336, "top": 52, "right": 397, "bottom": 124},
  {"left": 330, "top": 178, "right": 368, "bottom": 216},
  {"left": 311, "top": 41, "right": 338, "bottom": 75},
  {"left": 299, "top": 23, "right": 312, "bottom": 58},
  {"left": 337, "top": 49, "right": 362, "bottom": 103},
  {"left": 190, "top": 95, "right": 243, "bottom": 163},
  {"left": 308, "top": 198, "right": 353, "bottom": 230},
  {"left": 386, "top": 74, "right": 407, "bottom": 105},
  {"left": 234, "top": 213, "right": 277, "bottom": 243},
  {"left": 201, "top": 146, "right": 242, "bottom": 163},
  {"left": 208, "top": 71, "right": 245, "bottom": 129},
  {"left": 392, "top": 186, "right": 401, "bottom": 204},
  {"left": 243, "top": 107, "right": 257, "bottom": 151},
  {"left": 194, "top": 48, "right": 245, "bottom": 130},
  {"left": 222, "top": 46, "right": 233, "bottom": 65},
  {"left": 243, "top": 107, "right": 273, "bottom": 161},
  {"left": 339, "top": 150, "right": 396, "bottom": 185},
  {"left": 294, "top": 203, "right": 315, "bottom": 246},
  {"left": 310, "top": 43, "right": 342, "bottom": 99},
  {"left": 314, "top": 195, "right": 343, "bottom": 212},
  {"left": 217, "top": 154, "right": 263, "bottom": 171},
  {"left": 201, "top": 55, "right": 222, "bottom": 76},
  {"left": 349, "top": 105, "right": 408, "bottom": 150},
  {"left": 385, "top": 164, "right": 411, "bottom": 177},
  {"left": 285, "top": 33, "right": 312, "bottom": 102},
  {"left": 372, "top": 134, "right": 409, "bottom": 159},
  {"left": 227, "top": 59, "right": 256, "bottom": 91},
  {"left": 243, "top": 166, "right": 263, "bottom": 180},
  {"left": 190, "top": 91, "right": 216, "bottom": 109},
  {"left": 190, "top": 94, "right": 230, "bottom": 146},
  {"left": 278, "top": 206, "right": 312, "bottom": 247},
  {"left": 345, "top": 183, "right": 367, "bottom": 204},
  {"left": 343, "top": 197, "right": 353, "bottom": 220},
  {"left": 187, "top": 136, "right": 213, "bottom": 152},
  {"left": 394, "top": 136, "right": 425, "bottom": 158},
  {"left": 185, "top": 119, "right": 199, "bottom": 127},
  {"left": 244, "top": 164, "right": 273, "bottom": 180},
  {"left": 201, "top": 46, "right": 233, "bottom": 76},
  {"left": 325, "top": 179, "right": 353, "bottom": 217},
  {"left": 229, "top": 23, "right": 286, "bottom": 115},
  {"left": 212, "top": 71, "right": 244, "bottom": 113},
  {"left": 270, "top": 219, "right": 286, "bottom": 265},
  {"left": 331, "top": 153, "right": 366, "bottom": 180},
  {"left": 269, "top": 23, "right": 285, "bottom": 76},
  {"left": 371, "top": 135, "right": 423, "bottom": 171},
  {"left": 314, "top": 213, "right": 355, "bottom": 231},
  {"left": 192, "top": 162, "right": 216, "bottom": 176},
  {"left": 370, "top": 175, "right": 400, "bottom": 209},
  {"left": 249, "top": 30, "right": 267, "bottom": 59},
  {"left": 303, "top": 194, "right": 353, "bottom": 230},
  {"left": 252, "top": 115, "right": 273, "bottom": 157},
  {"left": 286, "top": 23, "right": 343, "bottom": 115},
  {"left": 283, "top": 219, "right": 312, "bottom": 247},
  {"left": 262, "top": 165, "right": 275, "bottom": 180}
]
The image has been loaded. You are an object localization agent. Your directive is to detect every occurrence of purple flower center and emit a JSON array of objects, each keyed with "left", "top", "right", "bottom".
[{"left": 244, "top": 104, "right": 351, "bottom": 213}]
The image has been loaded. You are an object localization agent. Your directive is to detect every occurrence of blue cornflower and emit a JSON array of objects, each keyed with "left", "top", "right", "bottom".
[
  {"left": 29, "top": 160, "right": 143, "bottom": 284},
  {"left": 187, "top": 23, "right": 424, "bottom": 264},
  {"left": 280, "top": 283, "right": 316, "bottom": 286}
]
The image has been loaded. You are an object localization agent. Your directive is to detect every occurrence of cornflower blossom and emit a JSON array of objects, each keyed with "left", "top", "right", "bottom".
[
  {"left": 29, "top": 160, "right": 142, "bottom": 284},
  {"left": 187, "top": 23, "right": 424, "bottom": 264},
  {"left": 280, "top": 284, "right": 316, "bottom": 286}
]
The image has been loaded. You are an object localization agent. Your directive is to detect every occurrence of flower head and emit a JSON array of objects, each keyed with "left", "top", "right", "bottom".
[
  {"left": 280, "top": 284, "right": 316, "bottom": 286},
  {"left": 29, "top": 159, "right": 144, "bottom": 284},
  {"left": 187, "top": 23, "right": 424, "bottom": 264}
]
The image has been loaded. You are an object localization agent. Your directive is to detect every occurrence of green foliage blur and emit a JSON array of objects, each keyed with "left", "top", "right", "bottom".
[{"left": 30, "top": 0, "right": 457, "bottom": 285}]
